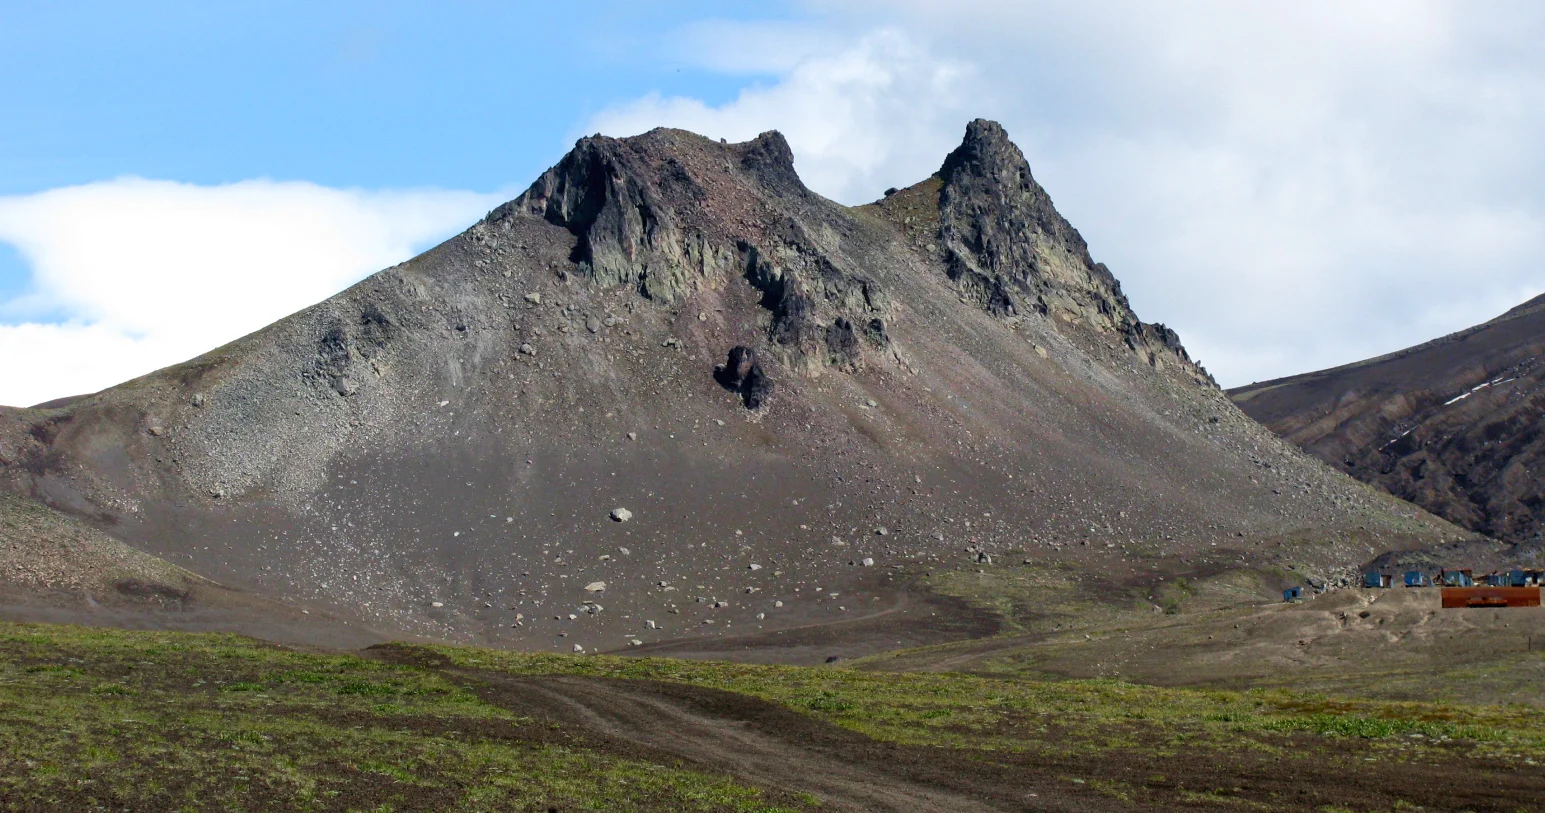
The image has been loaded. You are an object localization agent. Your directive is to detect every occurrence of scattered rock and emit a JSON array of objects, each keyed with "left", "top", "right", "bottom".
[
  {"left": 586, "top": 317, "right": 601, "bottom": 333},
  {"left": 748, "top": 563, "right": 762, "bottom": 571},
  {"left": 190, "top": 393, "right": 205, "bottom": 408},
  {"left": 430, "top": 601, "right": 444, "bottom": 608},
  {"left": 584, "top": 581, "right": 607, "bottom": 592},
  {"left": 525, "top": 292, "right": 542, "bottom": 305},
  {"left": 861, "top": 557, "right": 874, "bottom": 567},
  {"left": 875, "top": 527, "right": 889, "bottom": 536},
  {"left": 610, "top": 507, "right": 632, "bottom": 522},
  {"left": 519, "top": 343, "right": 536, "bottom": 356},
  {"left": 573, "top": 643, "right": 584, "bottom": 652},
  {"left": 626, "top": 431, "right": 637, "bottom": 441}
]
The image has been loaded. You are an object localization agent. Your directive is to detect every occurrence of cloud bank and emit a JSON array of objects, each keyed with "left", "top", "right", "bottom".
[
  {"left": 592, "top": 29, "right": 977, "bottom": 206},
  {"left": 590, "top": 2, "right": 1545, "bottom": 387},
  {"left": 0, "top": 179, "right": 500, "bottom": 407}
]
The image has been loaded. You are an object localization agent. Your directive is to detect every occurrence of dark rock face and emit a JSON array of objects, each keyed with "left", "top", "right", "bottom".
[
  {"left": 498, "top": 134, "right": 708, "bottom": 302},
  {"left": 1232, "top": 294, "right": 1545, "bottom": 545},
  {"left": 936, "top": 119, "right": 1213, "bottom": 384},
  {"left": 496, "top": 130, "right": 892, "bottom": 374},
  {"left": 715, "top": 346, "right": 772, "bottom": 409}
]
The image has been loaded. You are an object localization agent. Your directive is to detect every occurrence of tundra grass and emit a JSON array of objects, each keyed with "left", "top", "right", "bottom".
[
  {"left": 4, "top": 621, "right": 1543, "bottom": 813},
  {"left": 435, "top": 644, "right": 1545, "bottom": 765},
  {"left": 0, "top": 623, "right": 806, "bottom": 813}
]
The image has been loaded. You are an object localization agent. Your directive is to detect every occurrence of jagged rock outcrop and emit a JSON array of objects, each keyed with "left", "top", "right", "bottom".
[
  {"left": 936, "top": 119, "right": 1213, "bottom": 384},
  {"left": 714, "top": 346, "right": 772, "bottom": 409},
  {"left": 491, "top": 130, "right": 893, "bottom": 374}
]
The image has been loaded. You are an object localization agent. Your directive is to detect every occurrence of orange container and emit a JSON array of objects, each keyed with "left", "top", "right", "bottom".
[{"left": 1440, "top": 586, "right": 1542, "bottom": 608}]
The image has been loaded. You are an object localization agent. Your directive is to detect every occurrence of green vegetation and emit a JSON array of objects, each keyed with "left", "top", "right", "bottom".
[
  {"left": 2, "top": 621, "right": 1543, "bottom": 811},
  {"left": 0, "top": 623, "right": 806, "bottom": 812},
  {"left": 434, "top": 645, "right": 1545, "bottom": 762}
]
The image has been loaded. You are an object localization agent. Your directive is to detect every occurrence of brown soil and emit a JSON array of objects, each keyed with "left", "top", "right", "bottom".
[{"left": 620, "top": 575, "right": 1001, "bottom": 665}]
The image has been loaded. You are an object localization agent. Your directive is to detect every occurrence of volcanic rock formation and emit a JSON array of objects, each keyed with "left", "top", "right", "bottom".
[
  {"left": 0, "top": 120, "right": 1462, "bottom": 658},
  {"left": 1232, "top": 293, "right": 1545, "bottom": 552}
]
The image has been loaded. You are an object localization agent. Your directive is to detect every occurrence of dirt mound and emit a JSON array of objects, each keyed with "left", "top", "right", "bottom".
[
  {"left": 0, "top": 121, "right": 1461, "bottom": 654},
  {"left": 1232, "top": 293, "right": 1545, "bottom": 551}
]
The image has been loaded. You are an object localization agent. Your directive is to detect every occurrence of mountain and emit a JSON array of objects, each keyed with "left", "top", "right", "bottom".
[
  {"left": 1231, "top": 294, "right": 1545, "bottom": 552},
  {"left": 0, "top": 120, "right": 1462, "bottom": 659}
]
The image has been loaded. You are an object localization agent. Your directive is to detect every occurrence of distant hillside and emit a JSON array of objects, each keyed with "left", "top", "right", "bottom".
[{"left": 1231, "top": 293, "right": 1545, "bottom": 549}]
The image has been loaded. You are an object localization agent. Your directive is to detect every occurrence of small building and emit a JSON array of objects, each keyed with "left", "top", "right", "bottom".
[
  {"left": 1511, "top": 569, "right": 1531, "bottom": 587},
  {"left": 1439, "top": 569, "right": 1474, "bottom": 587},
  {"left": 1404, "top": 571, "right": 1431, "bottom": 587},
  {"left": 1484, "top": 572, "right": 1508, "bottom": 587},
  {"left": 1363, "top": 571, "right": 1393, "bottom": 588},
  {"left": 1283, "top": 586, "right": 1304, "bottom": 602}
]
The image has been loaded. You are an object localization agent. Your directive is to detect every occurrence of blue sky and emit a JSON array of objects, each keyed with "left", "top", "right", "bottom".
[
  {"left": 0, "top": 2, "right": 774, "bottom": 194},
  {"left": 3, "top": 1, "right": 1544, "bottom": 405}
]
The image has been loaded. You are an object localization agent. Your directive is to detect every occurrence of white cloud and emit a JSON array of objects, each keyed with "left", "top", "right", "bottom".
[
  {"left": 0, "top": 178, "right": 501, "bottom": 407},
  {"left": 591, "top": 3, "right": 1545, "bottom": 386},
  {"left": 666, "top": 20, "right": 846, "bottom": 74},
  {"left": 591, "top": 28, "right": 976, "bottom": 205}
]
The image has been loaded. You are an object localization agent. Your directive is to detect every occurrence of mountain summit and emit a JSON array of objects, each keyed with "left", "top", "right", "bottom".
[
  {"left": 937, "top": 120, "right": 1209, "bottom": 383},
  {"left": 0, "top": 121, "right": 1458, "bottom": 656}
]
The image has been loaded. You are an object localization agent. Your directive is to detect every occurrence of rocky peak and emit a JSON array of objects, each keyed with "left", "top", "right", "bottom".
[
  {"left": 936, "top": 119, "right": 1213, "bottom": 385},
  {"left": 485, "top": 127, "right": 895, "bottom": 387},
  {"left": 482, "top": 120, "right": 1210, "bottom": 389},
  {"left": 494, "top": 129, "right": 806, "bottom": 303}
]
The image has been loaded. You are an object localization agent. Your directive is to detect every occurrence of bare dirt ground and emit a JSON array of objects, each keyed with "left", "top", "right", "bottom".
[
  {"left": 866, "top": 584, "right": 1545, "bottom": 708},
  {"left": 622, "top": 575, "right": 1000, "bottom": 665},
  {"left": 0, "top": 584, "right": 392, "bottom": 650}
]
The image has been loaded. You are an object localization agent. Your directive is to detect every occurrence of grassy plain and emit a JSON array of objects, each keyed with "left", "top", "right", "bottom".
[{"left": 2, "top": 621, "right": 1542, "bottom": 811}]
